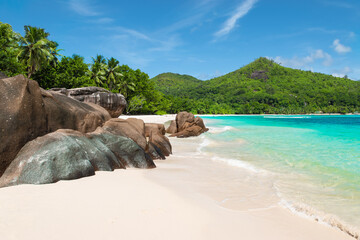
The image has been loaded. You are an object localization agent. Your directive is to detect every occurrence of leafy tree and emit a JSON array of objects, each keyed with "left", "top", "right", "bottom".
[
  {"left": 17, "top": 26, "right": 60, "bottom": 78},
  {"left": 126, "top": 95, "right": 146, "bottom": 114},
  {"left": 48, "top": 41, "right": 63, "bottom": 67},
  {"left": 104, "top": 57, "right": 122, "bottom": 92},
  {"left": 33, "top": 54, "right": 92, "bottom": 89},
  {"left": 88, "top": 56, "right": 106, "bottom": 87},
  {"left": 117, "top": 65, "right": 137, "bottom": 98},
  {"left": 93, "top": 54, "right": 106, "bottom": 64},
  {"left": 151, "top": 57, "right": 360, "bottom": 114},
  {"left": 0, "top": 22, "right": 24, "bottom": 76}
]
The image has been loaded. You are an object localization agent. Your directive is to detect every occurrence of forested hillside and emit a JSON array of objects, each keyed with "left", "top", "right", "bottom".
[
  {"left": 152, "top": 57, "right": 360, "bottom": 114},
  {"left": 2, "top": 20, "right": 359, "bottom": 115},
  {"left": 152, "top": 73, "right": 202, "bottom": 96}
]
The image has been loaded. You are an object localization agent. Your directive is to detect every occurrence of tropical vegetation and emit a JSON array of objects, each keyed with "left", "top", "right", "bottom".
[
  {"left": 1, "top": 21, "right": 359, "bottom": 115},
  {"left": 152, "top": 58, "right": 360, "bottom": 114}
]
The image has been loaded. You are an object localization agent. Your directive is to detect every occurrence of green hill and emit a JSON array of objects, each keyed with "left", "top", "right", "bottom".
[
  {"left": 151, "top": 57, "right": 360, "bottom": 114},
  {"left": 151, "top": 73, "right": 202, "bottom": 96}
]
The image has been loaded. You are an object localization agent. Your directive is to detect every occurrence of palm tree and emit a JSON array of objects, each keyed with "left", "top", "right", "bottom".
[
  {"left": 17, "top": 26, "right": 57, "bottom": 78},
  {"left": 87, "top": 61, "right": 106, "bottom": 87},
  {"left": 117, "top": 71, "right": 136, "bottom": 99},
  {"left": 48, "top": 41, "right": 63, "bottom": 67},
  {"left": 105, "top": 57, "right": 123, "bottom": 92},
  {"left": 93, "top": 54, "right": 106, "bottom": 64}
]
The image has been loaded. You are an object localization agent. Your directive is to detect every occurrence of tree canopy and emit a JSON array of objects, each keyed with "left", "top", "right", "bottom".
[
  {"left": 152, "top": 58, "right": 360, "bottom": 114},
  {"left": 1, "top": 21, "right": 359, "bottom": 115}
]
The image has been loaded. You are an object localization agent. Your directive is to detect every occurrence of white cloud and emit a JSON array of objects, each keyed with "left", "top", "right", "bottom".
[
  {"left": 119, "top": 51, "right": 153, "bottom": 67},
  {"left": 148, "top": 36, "right": 181, "bottom": 52},
  {"left": 214, "top": 0, "right": 258, "bottom": 37},
  {"left": 324, "top": 1, "right": 354, "bottom": 9},
  {"left": 68, "top": 0, "right": 100, "bottom": 16},
  {"left": 332, "top": 66, "right": 351, "bottom": 78},
  {"left": 349, "top": 32, "right": 356, "bottom": 38},
  {"left": 270, "top": 49, "right": 333, "bottom": 68},
  {"left": 332, "top": 39, "right": 351, "bottom": 54},
  {"left": 108, "top": 26, "right": 181, "bottom": 54},
  {"left": 110, "top": 26, "right": 152, "bottom": 41}
]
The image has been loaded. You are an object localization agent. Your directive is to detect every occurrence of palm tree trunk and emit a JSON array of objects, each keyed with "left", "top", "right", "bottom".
[{"left": 27, "top": 67, "right": 32, "bottom": 79}]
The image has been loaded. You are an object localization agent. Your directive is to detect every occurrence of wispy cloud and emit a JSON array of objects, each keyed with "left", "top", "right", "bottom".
[
  {"left": 323, "top": 1, "right": 354, "bottom": 9},
  {"left": 148, "top": 36, "right": 181, "bottom": 52},
  {"left": 68, "top": 0, "right": 100, "bottom": 16},
  {"left": 332, "top": 39, "right": 351, "bottom": 54},
  {"left": 322, "top": 1, "right": 360, "bottom": 15},
  {"left": 267, "top": 28, "right": 355, "bottom": 41},
  {"left": 119, "top": 51, "right": 153, "bottom": 67},
  {"left": 159, "top": 14, "right": 205, "bottom": 34},
  {"left": 109, "top": 26, "right": 152, "bottom": 41},
  {"left": 332, "top": 66, "right": 352, "bottom": 78},
  {"left": 270, "top": 49, "right": 333, "bottom": 69},
  {"left": 214, "top": 0, "right": 258, "bottom": 38},
  {"left": 107, "top": 25, "right": 182, "bottom": 56},
  {"left": 307, "top": 27, "right": 339, "bottom": 34}
]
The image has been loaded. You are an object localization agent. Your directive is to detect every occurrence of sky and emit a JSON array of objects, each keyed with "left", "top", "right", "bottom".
[{"left": 0, "top": 0, "right": 359, "bottom": 80}]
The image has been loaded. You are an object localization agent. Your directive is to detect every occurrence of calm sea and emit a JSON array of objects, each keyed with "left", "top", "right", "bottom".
[{"left": 200, "top": 115, "right": 360, "bottom": 236}]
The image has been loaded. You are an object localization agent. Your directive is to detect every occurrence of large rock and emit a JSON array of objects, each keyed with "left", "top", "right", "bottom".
[
  {"left": 166, "top": 120, "right": 177, "bottom": 134},
  {"left": 170, "top": 125, "right": 204, "bottom": 138},
  {"left": 145, "top": 123, "right": 166, "bottom": 136},
  {"left": 102, "top": 118, "right": 164, "bottom": 160},
  {"left": 145, "top": 123, "right": 172, "bottom": 157},
  {"left": 89, "top": 127, "right": 155, "bottom": 168},
  {"left": 168, "top": 111, "right": 209, "bottom": 138},
  {"left": 0, "top": 129, "right": 155, "bottom": 187},
  {"left": 176, "top": 112, "right": 195, "bottom": 132},
  {"left": 43, "top": 90, "right": 110, "bottom": 133},
  {"left": 0, "top": 75, "right": 111, "bottom": 177},
  {"left": 250, "top": 70, "right": 269, "bottom": 80},
  {"left": 103, "top": 118, "right": 147, "bottom": 150},
  {"left": 51, "top": 87, "right": 127, "bottom": 118},
  {"left": 0, "top": 75, "right": 48, "bottom": 177}
]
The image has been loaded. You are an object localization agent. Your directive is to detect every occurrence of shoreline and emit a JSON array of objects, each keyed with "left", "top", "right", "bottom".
[
  {"left": 129, "top": 115, "right": 359, "bottom": 239},
  {"left": 0, "top": 115, "right": 355, "bottom": 240}
]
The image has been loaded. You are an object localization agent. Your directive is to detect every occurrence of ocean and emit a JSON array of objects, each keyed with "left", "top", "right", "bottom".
[{"left": 199, "top": 115, "right": 360, "bottom": 237}]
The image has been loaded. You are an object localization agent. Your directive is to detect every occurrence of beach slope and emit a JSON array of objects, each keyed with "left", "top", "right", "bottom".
[{"left": 0, "top": 115, "right": 354, "bottom": 240}]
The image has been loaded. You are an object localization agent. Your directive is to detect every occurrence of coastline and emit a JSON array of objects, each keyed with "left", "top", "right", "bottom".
[{"left": 0, "top": 115, "right": 355, "bottom": 240}]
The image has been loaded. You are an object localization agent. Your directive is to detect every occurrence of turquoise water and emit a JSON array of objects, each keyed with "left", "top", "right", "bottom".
[{"left": 201, "top": 115, "right": 360, "bottom": 234}]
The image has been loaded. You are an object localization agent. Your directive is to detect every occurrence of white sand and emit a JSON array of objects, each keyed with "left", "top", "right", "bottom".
[
  {"left": 120, "top": 114, "right": 176, "bottom": 124},
  {"left": 0, "top": 115, "right": 354, "bottom": 240}
]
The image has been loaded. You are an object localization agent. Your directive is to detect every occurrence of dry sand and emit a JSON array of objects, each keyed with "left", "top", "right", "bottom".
[{"left": 0, "top": 115, "right": 354, "bottom": 240}]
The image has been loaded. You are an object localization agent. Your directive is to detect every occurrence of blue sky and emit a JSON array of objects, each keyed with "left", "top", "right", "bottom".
[{"left": 0, "top": 0, "right": 359, "bottom": 80}]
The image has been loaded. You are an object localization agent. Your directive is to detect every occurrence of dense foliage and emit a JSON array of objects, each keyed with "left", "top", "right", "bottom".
[
  {"left": 1, "top": 21, "right": 359, "bottom": 115},
  {"left": 152, "top": 58, "right": 360, "bottom": 114},
  {"left": 0, "top": 22, "right": 164, "bottom": 114},
  {"left": 0, "top": 22, "right": 25, "bottom": 76}
]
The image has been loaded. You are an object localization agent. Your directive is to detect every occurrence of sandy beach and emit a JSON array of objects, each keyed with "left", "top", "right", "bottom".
[{"left": 0, "top": 115, "right": 354, "bottom": 240}]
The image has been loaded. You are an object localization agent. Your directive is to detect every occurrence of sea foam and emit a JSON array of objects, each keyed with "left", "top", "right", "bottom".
[
  {"left": 279, "top": 199, "right": 360, "bottom": 239},
  {"left": 208, "top": 125, "right": 234, "bottom": 134},
  {"left": 211, "top": 156, "right": 265, "bottom": 174}
]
